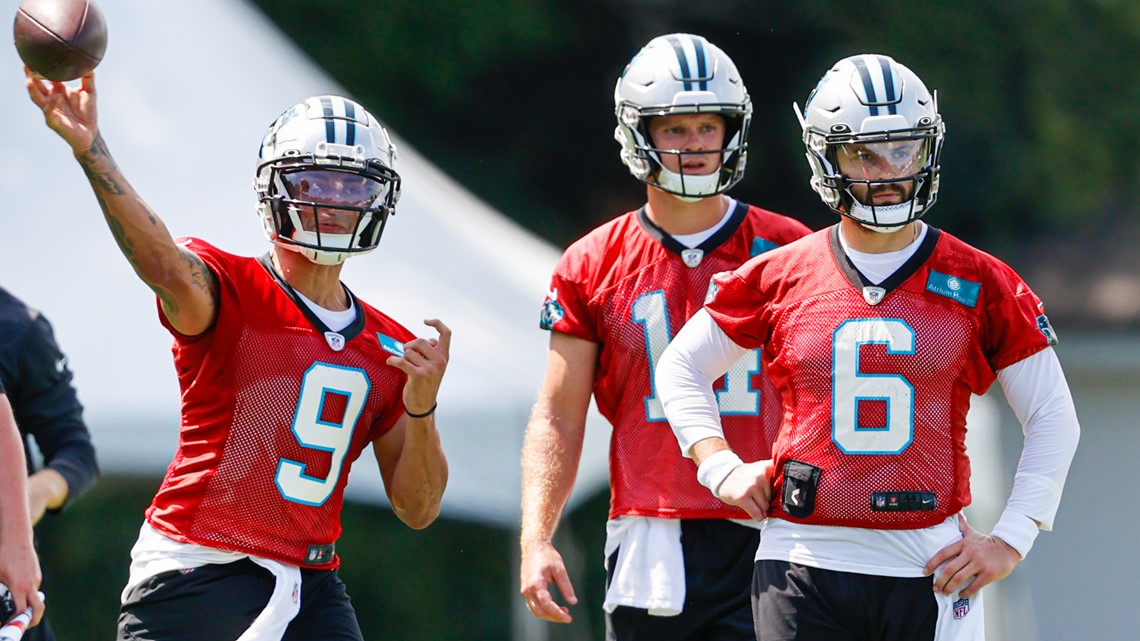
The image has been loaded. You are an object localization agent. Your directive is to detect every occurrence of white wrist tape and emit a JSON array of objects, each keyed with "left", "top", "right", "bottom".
[
  {"left": 696, "top": 450, "right": 744, "bottom": 497},
  {"left": 990, "top": 510, "right": 1041, "bottom": 559}
]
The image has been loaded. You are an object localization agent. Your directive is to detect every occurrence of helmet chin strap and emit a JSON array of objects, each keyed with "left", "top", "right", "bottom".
[
  {"left": 848, "top": 200, "right": 921, "bottom": 233},
  {"left": 277, "top": 239, "right": 349, "bottom": 265},
  {"left": 859, "top": 220, "right": 909, "bottom": 234},
  {"left": 656, "top": 166, "right": 721, "bottom": 201},
  {"left": 273, "top": 201, "right": 379, "bottom": 266}
]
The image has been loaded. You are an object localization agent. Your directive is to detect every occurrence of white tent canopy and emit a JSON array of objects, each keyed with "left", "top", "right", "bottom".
[{"left": 0, "top": 0, "right": 609, "bottom": 527}]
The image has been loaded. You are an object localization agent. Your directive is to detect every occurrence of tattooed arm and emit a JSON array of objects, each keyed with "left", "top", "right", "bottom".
[{"left": 25, "top": 70, "right": 217, "bottom": 336}]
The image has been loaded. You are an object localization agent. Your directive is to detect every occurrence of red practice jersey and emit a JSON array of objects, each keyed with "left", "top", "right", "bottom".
[
  {"left": 145, "top": 238, "right": 413, "bottom": 568},
  {"left": 706, "top": 226, "right": 1057, "bottom": 529},
  {"left": 541, "top": 202, "right": 811, "bottom": 520}
]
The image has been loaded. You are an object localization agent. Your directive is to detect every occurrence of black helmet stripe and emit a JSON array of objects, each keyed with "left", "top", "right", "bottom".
[
  {"left": 876, "top": 55, "right": 899, "bottom": 115},
  {"left": 852, "top": 55, "right": 901, "bottom": 116},
  {"left": 665, "top": 34, "right": 710, "bottom": 91},
  {"left": 344, "top": 100, "right": 357, "bottom": 146},
  {"left": 852, "top": 56, "right": 880, "bottom": 116},
  {"left": 693, "top": 38, "right": 708, "bottom": 90},
  {"left": 666, "top": 35, "right": 694, "bottom": 91},
  {"left": 315, "top": 96, "right": 361, "bottom": 146},
  {"left": 319, "top": 95, "right": 336, "bottom": 142}
]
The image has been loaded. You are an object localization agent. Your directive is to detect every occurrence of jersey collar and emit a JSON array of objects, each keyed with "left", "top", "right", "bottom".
[
  {"left": 636, "top": 200, "right": 749, "bottom": 267},
  {"left": 258, "top": 253, "right": 366, "bottom": 341},
  {"left": 829, "top": 224, "right": 941, "bottom": 304}
]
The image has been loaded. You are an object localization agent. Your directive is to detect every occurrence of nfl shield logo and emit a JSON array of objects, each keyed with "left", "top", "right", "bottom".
[
  {"left": 862, "top": 286, "right": 886, "bottom": 306},
  {"left": 681, "top": 248, "right": 704, "bottom": 268},
  {"left": 325, "top": 331, "right": 345, "bottom": 352},
  {"left": 953, "top": 597, "right": 970, "bottom": 620}
]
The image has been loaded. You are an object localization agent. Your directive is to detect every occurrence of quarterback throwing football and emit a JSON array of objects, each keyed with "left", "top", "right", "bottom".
[{"left": 26, "top": 70, "right": 450, "bottom": 641}]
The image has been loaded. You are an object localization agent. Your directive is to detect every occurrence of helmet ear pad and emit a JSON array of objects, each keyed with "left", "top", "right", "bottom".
[
  {"left": 353, "top": 160, "right": 399, "bottom": 249},
  {"left": 356, "top": 210, "right": 387, "bottom": 249},
  {"left": 267, "top": 197, "right": 295, "bottom": 240}
]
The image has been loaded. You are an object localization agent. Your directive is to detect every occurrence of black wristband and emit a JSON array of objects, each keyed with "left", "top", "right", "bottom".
[{"left": 405, "top": 403, "right": 437, "bottom": 418}]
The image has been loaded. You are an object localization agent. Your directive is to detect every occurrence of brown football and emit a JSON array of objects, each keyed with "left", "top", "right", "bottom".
[{"left": 13, "top": 0, "right": 107, "bottom": 81}]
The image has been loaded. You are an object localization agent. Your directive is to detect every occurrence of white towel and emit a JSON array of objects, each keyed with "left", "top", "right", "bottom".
[
  {"left": 602, "top": 516, "right": 685, "bottom": 616},
  {"left": 122, "top": 522, "right": 302, "bottom": 641},
  {"left": 238, "top": 557, "right": 302, "bottom": 641}
]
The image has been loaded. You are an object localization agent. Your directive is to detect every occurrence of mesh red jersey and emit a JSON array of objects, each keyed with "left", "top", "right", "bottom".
[
  {"left": 541, "top": 203, "right": 811, "bottom": 520},
  {"left": 707, "top": 226, "right": 1057, "bottom": 529},
  {"left": 144, "top": 238, "right": 413, "bottom": 568}
]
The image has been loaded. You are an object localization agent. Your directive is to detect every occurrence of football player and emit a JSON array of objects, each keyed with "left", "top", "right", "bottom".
[
  {"left": 519, "top": 33, "right": 810, "bottom": 641},
  {"left": 656, "top": 54, "right": 1081, "bottom": 641},
  {"left": 26, "top": 71, "right": 449, "bottom": 641}
]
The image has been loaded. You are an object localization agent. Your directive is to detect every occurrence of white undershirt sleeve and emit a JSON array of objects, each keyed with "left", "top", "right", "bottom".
[
  {"left": 656, "top": 309, "right": 749, "bottom": 457},
  {"left": 990, "top": 347, "right": 1081, "bottom": 557}
]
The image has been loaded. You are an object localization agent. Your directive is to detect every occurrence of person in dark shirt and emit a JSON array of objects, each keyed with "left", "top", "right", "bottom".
[{"left": 0, "top": 286, "right": 99, "bottom": 641}]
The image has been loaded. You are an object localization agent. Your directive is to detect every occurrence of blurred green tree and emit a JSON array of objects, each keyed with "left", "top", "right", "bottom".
[{"left": 249, "top": 0, "right": 1140, "bottom": 253}]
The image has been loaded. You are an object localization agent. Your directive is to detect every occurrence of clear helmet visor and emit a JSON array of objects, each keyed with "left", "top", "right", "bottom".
[
  {"left": 280, "top": 169, "right": 388, "bottom": 211},
  {"left": 835, "top": 139, "right": 928, "bottom": 183},
  {"left": 834, "top": 139, "right": 930, "bottom": 211}
]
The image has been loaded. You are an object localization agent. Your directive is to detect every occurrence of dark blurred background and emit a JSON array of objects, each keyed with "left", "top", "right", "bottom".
[
  {"left": 27, "top": 2, "right": 1140, "bottom": 641},
  {"left": 246, "top": 0, "right": 1140, "bottom": 330}
]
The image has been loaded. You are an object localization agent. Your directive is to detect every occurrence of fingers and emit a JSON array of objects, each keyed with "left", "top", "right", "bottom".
[
  {"left": 717, "top": 463, "right": 771, "bottom": 520},
  {"left": 6, "top": 587, "right": 44, "bottom": 628},
  {"left": 396, "top": 320, "right": 450, "bottom": 366},
  {"left": 520, "top": 576, "right": 574, "bottom": 623},
  {"left": 957, "top": 512, "right": 970, "bottom": 534},
  {"left": 923, "top": 541, "right": 958, "bottom": 576},
  {"left": 932, "top": 556, "right": 994, "bottom": 599},
  {"left": 736, "top": 483, "right": 770, "bottom": 520},
  {"left": 24, "top": 67, "right": 98, "bottom": 153},
  {"left": 931, "top": 550, "right": 973, "bottom": 595},
  {"left": 525, "top": 585, "right": 573, "bottom": 624},
  {"left": 520, "top": 545, "right": 575, "bottom": 624},
  {"left": 422, "top": 318, "right": 451, "bottom": 356},
  {"left": 28, "top": 590, "right": 45, "bottom": 628},
  {"left": 388, "top": 322, "right": 449, "bottom": 372},
  {"left": 731, "top": 496, "right": 766, "bottom": 521},
  {"left": 24, "top": 68, "right": 65, "bottom": 105},
  {"left": 926, "top": 522, "right": 1019, "bottom": 598},
  {"left": 552, "top": 566, "right": 578, "bottom": 608},
  {"left": 25, "top": 68, "right": 50, "bottom": 107}
]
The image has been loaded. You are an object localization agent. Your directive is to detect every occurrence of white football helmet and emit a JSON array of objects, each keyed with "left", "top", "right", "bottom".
[
  {"left": 614, "top": 33, "right": 751, "bottom": 201},
  {"left": 255, "top": 95, "right": 401, "bottom": 265},
  {"left": 796, "top": 54, "right": 944, "bottom": 231}
]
